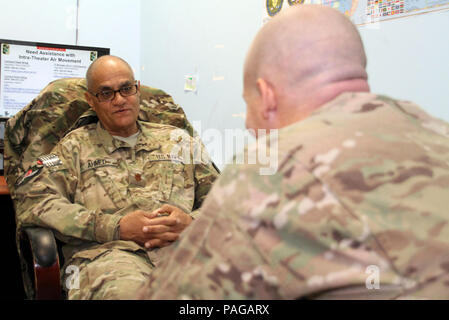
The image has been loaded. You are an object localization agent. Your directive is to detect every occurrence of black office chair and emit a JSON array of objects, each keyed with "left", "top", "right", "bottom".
[{"left": 4, "top": 77, "right": 199, "bottom": 299}]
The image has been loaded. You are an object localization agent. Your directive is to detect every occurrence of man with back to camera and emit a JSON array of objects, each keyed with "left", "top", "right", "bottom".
[
  {"left": 138, "top": 4, "right": 449, "bottom": 299},
  {"left": 14, "top": 55, "right": 219, "bottom": 299}
]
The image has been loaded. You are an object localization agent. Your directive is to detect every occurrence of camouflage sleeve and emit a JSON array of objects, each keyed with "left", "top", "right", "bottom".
[
  {"left": 189, "top": 139, "right": 219, "bottom": 220},
  {"left": 138, "top": 94, "right": 449, "bottom": 300},
  {"left": 140, "top": 163, "right": 285, "bottom": 299},
  {"left": 15, "top": 139, "right": 121, "bottom": 244},
  {"left": 139, "top": 159, "right": 400, "bottom": 299}
]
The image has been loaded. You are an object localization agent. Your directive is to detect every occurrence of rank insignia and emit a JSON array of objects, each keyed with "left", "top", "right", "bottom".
[{"left": 129, "top": 170, "right": 146, "bottom": 187}]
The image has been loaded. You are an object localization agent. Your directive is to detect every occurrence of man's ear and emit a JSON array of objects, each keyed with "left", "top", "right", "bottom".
[
  {"left": 256, "top": 78, "right": 277, "bottom": 121},
  {"left": 136, "top": 80, "right": 141, "bottom": 97},
  {"left": 84, "top": 91, "right": 95, "bottom": 110}
]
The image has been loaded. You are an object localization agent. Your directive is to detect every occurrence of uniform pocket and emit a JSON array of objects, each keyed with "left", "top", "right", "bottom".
[
  {"left": 142, "top": 161, "right": 176, "bottom": 201},
  {"left": 159, "top": 164, "right": 174, "bottom": 200},
  {"left": 70, "top": 240, "right": 144, "bottom": 261},
  {"left": 70, "top": 247, "right": 111, "bottom": 261},
  {"left": 79, "top": 164, "right": 129, "bottom": 212},
  {"left": 94, "top": 169, "right": 129, "bottom": 208}
]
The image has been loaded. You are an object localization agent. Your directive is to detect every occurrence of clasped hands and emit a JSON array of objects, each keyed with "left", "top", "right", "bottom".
[{"left": 119, "top": 204, "right": 193, "bottom": 249}]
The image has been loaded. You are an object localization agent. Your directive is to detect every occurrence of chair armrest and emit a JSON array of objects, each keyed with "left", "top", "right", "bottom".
[{"left": 22, "top": 227, "right": 62, "bottom": 299}]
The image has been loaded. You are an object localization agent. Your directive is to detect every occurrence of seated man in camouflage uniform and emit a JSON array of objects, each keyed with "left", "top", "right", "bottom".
[
  {"left": 15, "top": 55, "right": 218, "bottom": 299},
  {"left": 139, "top": 5, "right": 449, "bottom": 299}
]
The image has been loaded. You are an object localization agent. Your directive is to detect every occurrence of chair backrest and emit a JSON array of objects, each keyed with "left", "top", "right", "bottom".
[{"left": 4, "top": 77, "right": 196, "bottom": 205}]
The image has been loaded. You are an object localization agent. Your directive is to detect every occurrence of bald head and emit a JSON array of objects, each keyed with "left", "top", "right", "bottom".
[
  {"left": 246, "top": 5, "right": 367, "bottom": 89},
  {"left": 243, "top": 5, "right": 369, "bottom": 131},
  {"left": 86, "top": 55, "right": 135, "bottom": 92}
]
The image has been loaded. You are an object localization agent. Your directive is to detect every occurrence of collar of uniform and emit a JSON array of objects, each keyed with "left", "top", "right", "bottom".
[
  {"left": 95, "top": 121, "right": 161, "bottom": 154},
  {"left": 310, "top": 91, "right": 378, "bottom": 116},
  {"left": 278, "top": 91, "right": 378, "bottom": 135}
]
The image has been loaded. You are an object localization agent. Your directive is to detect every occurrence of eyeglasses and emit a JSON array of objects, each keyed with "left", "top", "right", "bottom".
[{"left": 91, "top": 82, "right": 138, "bottom": 102}]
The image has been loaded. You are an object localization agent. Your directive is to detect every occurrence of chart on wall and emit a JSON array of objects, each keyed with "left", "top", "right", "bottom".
[
  {"left": 264, "top": 0, "right": 449, "bottom": 26},
  {"left": 0, "top": 40, "right": 109, "bottom": 117}
]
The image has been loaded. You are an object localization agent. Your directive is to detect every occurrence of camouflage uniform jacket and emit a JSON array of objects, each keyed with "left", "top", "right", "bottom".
[
  {"left": 140, "top": 92, "right": 449, "bottom": 299},
  {"left": 15, "top": 120, "right": 218, "bottom": 261}
]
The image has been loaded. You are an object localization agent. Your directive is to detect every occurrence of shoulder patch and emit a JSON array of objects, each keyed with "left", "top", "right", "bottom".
[
  {"left": 16, "top": 154, "right": 64, "bottom": 187},
  {"left": 16, "top": 160, "right": 44, "bottom": 187}
]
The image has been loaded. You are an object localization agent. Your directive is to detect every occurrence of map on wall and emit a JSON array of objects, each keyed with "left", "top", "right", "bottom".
[{"left": 265, "top": 0, "right": 449, "bottom": 25}]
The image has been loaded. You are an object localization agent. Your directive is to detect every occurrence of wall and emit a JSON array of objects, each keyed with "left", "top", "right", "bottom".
[
  {"left": 140, "top": 2, "right": 449, "bottom": 167},
  {"left": 0, "top": 0, "right": 141, "bottom": 80},
  {"left": 140, "top": 0, "right": 264, "bottom": 167},
  {"left": 0, "top": 0, "right": 76, "bottom": 44},
  {"left": 359, "top": 10, "right": 449, "bottom": 121},
  {"left": 1, "top": 1, "right": 447, "bottom": 147},
  {"left": 77, "top": 0, "right": 141, "bottom": 79}
]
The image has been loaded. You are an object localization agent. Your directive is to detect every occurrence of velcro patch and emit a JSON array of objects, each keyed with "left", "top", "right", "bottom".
[
  {"left": 81, "top": 158, "right": 119, "bottom": 172},
  {"left": 16, "top": 164, "right": 43, "bottom": 187},
  {"left": 38, "top": 154, "right": 63, "bottom": 167},
  {"left": 149, "top": 153, "right": 184, "bottom": 163}
]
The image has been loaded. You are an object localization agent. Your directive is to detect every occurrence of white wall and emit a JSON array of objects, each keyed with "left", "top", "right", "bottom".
[
  {"left": 77, "top": 0, "right": 141, "bottom": 80},
  {"left": 140, "top": 2, "right": 449, "bottom": 167},
  {"left": 139, "top": 5, "right": 449, "bottom": 122},
  {"left": 0, "top": 0, "right": 141, "bottom": 79},
  {"left": 359, "top": 10, "right": 449, "bottom": 121},
  {"left": 140, "top": 0, "right": 263, "bottom": 130},
  {"left": 0, "top": 0, "right": 76, "bottom": 44},
  {"left": 140, "top": 0, "right": 263, "bottom": 167},
  {"left": 1, "top": 0, "right": 447, "bottom": 133}
]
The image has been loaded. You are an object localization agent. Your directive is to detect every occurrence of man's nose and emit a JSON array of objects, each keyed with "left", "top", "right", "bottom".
[{"left": 111, "top": 90, "right": 126, "bottom": 105}]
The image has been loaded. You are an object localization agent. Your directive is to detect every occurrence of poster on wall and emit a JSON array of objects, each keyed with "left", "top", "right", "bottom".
[
  {"left": 264, "top": 0, "right": 449, "bottom": 26},
  {"left": 0, "top": 40, "right": 109, "bottom": 173},
  {"left": 0, "top": 40, "right": 109, "bottom": 117}
]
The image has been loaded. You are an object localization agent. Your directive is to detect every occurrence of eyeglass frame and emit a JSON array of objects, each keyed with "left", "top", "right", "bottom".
[{"left": 89, "top": 81, "right": 139, "bottom": 102}]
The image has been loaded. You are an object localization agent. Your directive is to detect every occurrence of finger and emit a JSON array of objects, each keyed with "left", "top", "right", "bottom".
[
  {"left": 154, "top": 232, "right": 179, "bottom": 242},
  {"left": 150, "top": 204, "right": 174, "bottom": 215},
  {"left": 145, "top": 232, "right": 179, "bottom": 243},
  {"left": 157, "top": 241, "right": 174, "bottom": 248},
  {"left": 142, "top": 225, "right": 171, "bottom": 234},
  {"left": 145, "top": 239, "right": 173, "bottom": 249},
  {"left": 143, "top": 211, "right": 159, "bottom": 219},
  {"left": 145, "top": 217, "right": 178, "bottom": 226},
  {"left": 145, "top": 239, "right": 161, "bottom": 249},
  {"left": 160, "top": 204, "right": 176, "bottom": 212}
]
